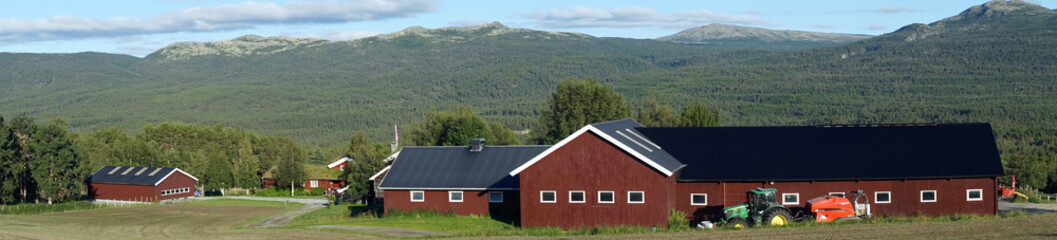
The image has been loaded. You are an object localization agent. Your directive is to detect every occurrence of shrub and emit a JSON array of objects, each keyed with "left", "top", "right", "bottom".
[{"left": 668, "top": 209, "right": 689, "bottom": 230}]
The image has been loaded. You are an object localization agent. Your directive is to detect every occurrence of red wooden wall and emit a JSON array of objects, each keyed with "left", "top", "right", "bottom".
[
  {"left": 676, "top": 177, "right": 998, "bottom": 222},
  {"left": 383, "top": 190, "right": 520, "bottom": 217},
  {"left": 518, "top": 132, "right": 674, "bottom": 229},
  {"left": 156, "top": 171, "right": 196, "bottom": 201}
]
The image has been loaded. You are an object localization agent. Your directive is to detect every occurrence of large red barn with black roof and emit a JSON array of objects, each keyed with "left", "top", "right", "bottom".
[
  {"left": 378, "top": 119, "right": 1004, "bottom": 229},
  {"left": 87, "top": 166, "right": 198, "bottom": 202}
]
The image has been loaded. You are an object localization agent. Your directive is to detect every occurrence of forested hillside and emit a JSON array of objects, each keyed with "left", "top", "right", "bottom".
[{"left": 0, "top": 1, "right": 1055, "bottom": 189}]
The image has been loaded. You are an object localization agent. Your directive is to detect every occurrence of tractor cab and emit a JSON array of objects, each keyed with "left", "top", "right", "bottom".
[{"left": 719, "top": 188, "right": 792, "bottom": 228}]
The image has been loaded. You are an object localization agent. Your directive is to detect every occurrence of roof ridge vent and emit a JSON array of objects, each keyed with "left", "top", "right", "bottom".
[
  {"left": 108, "top": 167, "right": 121, "bottom": 175},
  {"left": 625, "top": 128, "right": 662, "bottom": 150},
  {"left": 121, "top": 167, "right": 135, "bottom": 175},
  {"left": 469, "top": 138, "right": 485, "bottom": 152},
  {"left": 148, "top": 168, "right": 163, "bottom": 176},
  {"left": 615, "top": 130, "right": 653, "bottom": 153},
  {"left": 134, "top": 167, "right": 149, "bottom": 176}
]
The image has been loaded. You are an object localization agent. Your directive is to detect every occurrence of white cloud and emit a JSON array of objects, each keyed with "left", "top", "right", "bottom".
[
  {"left": 0, "top": 0, "right": 435, "bottom": 43},
  {"left": 526, "top": 6, "right": 766, "bottom": 29}
]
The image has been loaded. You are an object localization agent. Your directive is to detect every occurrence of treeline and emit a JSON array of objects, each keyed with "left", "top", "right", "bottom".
[{"left": 0, "top": 116, "right": 81, "bottom": 204}]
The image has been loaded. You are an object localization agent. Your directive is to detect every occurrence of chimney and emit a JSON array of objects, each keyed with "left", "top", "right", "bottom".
[{"left": 469, "top": 138, "right": 485, "bottom": 152}]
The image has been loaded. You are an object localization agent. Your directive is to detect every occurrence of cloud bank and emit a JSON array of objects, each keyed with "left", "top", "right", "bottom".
[
  {"left": 526, "top": 6, "right": 766, "bottom": 29},
  {"left": 0, "top": 0, "right": 434, "bottom": 43}
]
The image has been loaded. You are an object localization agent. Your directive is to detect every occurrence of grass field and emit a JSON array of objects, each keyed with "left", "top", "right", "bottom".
[
  {"left": 0, "top": 199, "right": 362, "bottom": 240},
  {"left": 2, "top": 199, "right": 1056, "bottom": 239}
]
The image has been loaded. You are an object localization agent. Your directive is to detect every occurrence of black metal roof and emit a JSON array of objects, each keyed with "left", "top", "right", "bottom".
[
  {"left": 636, "top": 123, "right": 1004, "bottom": 182},
  {"left": 86, "top": 166, "right": 197, "bottom": 186},
  {"left": 379, "top": 145, "right": 550, "bottom": 190},
  {"left": 589, "top": 119, "right": 685, "bottom": 175}
]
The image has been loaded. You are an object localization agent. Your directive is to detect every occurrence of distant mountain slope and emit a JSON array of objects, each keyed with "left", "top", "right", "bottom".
[
  {"left": 1, "top": 1, "right": 1056, "bottom": 146},
  {"left": 657, "top": 24, "right": 872, "bottom": 51}
]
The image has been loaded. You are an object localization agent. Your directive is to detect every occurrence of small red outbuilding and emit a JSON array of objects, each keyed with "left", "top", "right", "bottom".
[{"left": 87, "top": 166, "right": 198, "bottom": 202}]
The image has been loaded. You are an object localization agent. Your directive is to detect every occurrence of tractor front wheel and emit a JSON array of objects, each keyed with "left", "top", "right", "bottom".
[
  {"left": 762, "top": 208, "right": 792, "bottom": 226},
  {"left": 727, "top": 217, "right": 749, "bottom": 229}
]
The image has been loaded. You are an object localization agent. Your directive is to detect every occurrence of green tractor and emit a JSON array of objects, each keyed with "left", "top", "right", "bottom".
[{"left": 718, "top": 188, "right": 793, "bottom": 228}]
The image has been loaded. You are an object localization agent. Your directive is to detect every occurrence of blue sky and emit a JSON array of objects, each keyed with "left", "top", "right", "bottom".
[{"left": 0, "top": 0, "right": 1050, "bottom": 57}]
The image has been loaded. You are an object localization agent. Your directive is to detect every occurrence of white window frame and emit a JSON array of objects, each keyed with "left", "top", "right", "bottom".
[
  {"left": 310, "top": 180, "right": 319, "bottom": 188},
  {"left": 339, "top": 165, "right": 345, "bottom": 171},
  {"left": 920, "top": 190, "right": 937, "bottom": 203},
  {"left": 569, "top": 190, "right": 586, "bottom": 203},
  {"left": 782, "top": 193, "right": 800, "bottom": 205},
  {"left": 828, "top": 192, "right": 845, "bottom": 197},
  {"left": 488, "top": 191, "right": 503, "bottom": 203},
  {"left": 410, "top": 191, "right": 424, "bottom": 202},
  {"left": 690, "top": 193, "right": 708, "bottom": 205},
  {"left": 449, "top": 191, "right": 464, "bottom": 203},
  {"left": 540, "top": 190, "right": 556, "bottom": 203},
  {"left": 966, "top": 189, "right": 983, "bottom": 201},
  {"left": 598, "top": 191, "right": 615, "bottom": 204},
  {"left": 875, "top": 191, "right": 891, "bottom": 203},
  {"left": 627, "top": 191, "right": 645, "bottom": 204}
]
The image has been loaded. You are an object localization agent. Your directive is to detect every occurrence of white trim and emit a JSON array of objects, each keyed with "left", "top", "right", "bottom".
[
  {"left": 966, "top": 189, "right": 983, "bottom": 201},
  {"left": 369, "top": 165, "right": 391, "bottom": 181},
  {"left": 328, "top": 156, "right": 353, "bottom": 169},
  {"left": 379, "top": 187, "right": 519, "bottom": 191},
  {"left": 628, "top": 191, "right": 645, "bottom": 204},
  {"left": 569, "top": 190, "right": 586, "bottom": 203},
  {"left": 509, "top": 125, "right": 674, "bottom": 177},
  {"left": 336, "top": 186, "right": 349, "bottom": 193},
  {"left": 448, "top": 191, "right": 464, "bottom": 202},
  {"left": 598, "top": 191, "right": 615, "bottom": 203},
  {"left": 382, "top": 151, "right": 400, "bottom": 163},
  {"left": 875, "top": 191, "right": 891, "bottom": 203},
  {"left": 410, "top": 191, "right": 424, "bottom": 202},
  {"left": 540, "top": 190, "right": 556, "bottom": 203},
  {"left": 920, "top": 190, "right": 937, "bottom": 203},
  {"left": 310, "top": 180, "right": 319, "bottom": 188},
  {"left": 828, "top": 192, "right": 845, "bottom": 197},
  {"left": 781, "top": 193, "right": 800, "bottom": 205},
  {"left": 690, "top": 193, "right": 707, "bottom": 205},
  {"left": 488, "top": 191, "right": 504, "bottom": 203},
  {"left": 153, "top": 168, "right": 199, "bottom": 186}
]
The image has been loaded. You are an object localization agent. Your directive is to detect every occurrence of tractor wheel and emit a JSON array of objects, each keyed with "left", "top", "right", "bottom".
[
  {"left": 727, "top": 217, "right": 750, "bottom": 229},
  {"left": 762, "top": 208, "right": 792, "bottom": 226}
]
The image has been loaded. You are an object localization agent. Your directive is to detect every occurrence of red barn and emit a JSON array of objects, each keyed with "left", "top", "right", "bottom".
[
  {"left": 510, "top": 119, "right": 1003, "bottom": 229},
  {"left": 378, "top": 140, "right": 545, "bottom": 219},
  {"left": 328, "top": 156, "right": 353, "bottom": 171},
  {"left": 87, "top": 166, "right": 198, "bottom": 203}
]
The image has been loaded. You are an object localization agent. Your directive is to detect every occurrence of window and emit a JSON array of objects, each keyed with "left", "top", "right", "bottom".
[
  {"left": 410, "top": 191, "right": 424, "bottom": 202},
  {"left": 921, "top": 190, "right": 937, "bottom": 202},
  {"left": 598, "top": 191, "right": 615, "bottom": 203},
  {"left": 339, "top": 165, "right": 345, "bottom": 171},
  {"left": 782, "top": 193, "right": 800, "bottom": 205},
  {"left": 691, "top": 193, "right": 707, "bottom": 205},
  {"left": 967, "top": 189, "right": 983, "bottom": 201},
  {"left": 569, "top": 191, "right": 586, "bottom": 203},
  {"left": 875, "top": 191, "right": 891, "bottom": 203},
  {"left": 828, "top": 192, "right": 845, "bottom": 197},
  {"left": 310, "top": 180, "right": 318, "bottom": 188},
  {"left": 489, "top": 191, "right": 504, "bottom": 203},
  {"left": 628, "top": 191, "right": 645, "bottom": 204},
  {"left": 541, "top": 191, "right": 556, "bottom": 203},
  {"left": 449, "top": 191, "right": 463, "bottom": 202}
]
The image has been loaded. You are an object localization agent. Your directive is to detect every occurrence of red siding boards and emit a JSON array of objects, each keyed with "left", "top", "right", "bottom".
[
  {"left": 384, "top": 190, "right": 520, "bottom": 217},
  {"left": 518, "top": 132, "right": 672, "bottom": 229},
  {"left": 676, "top": 177, "right": 997, "bottom": 222}
]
